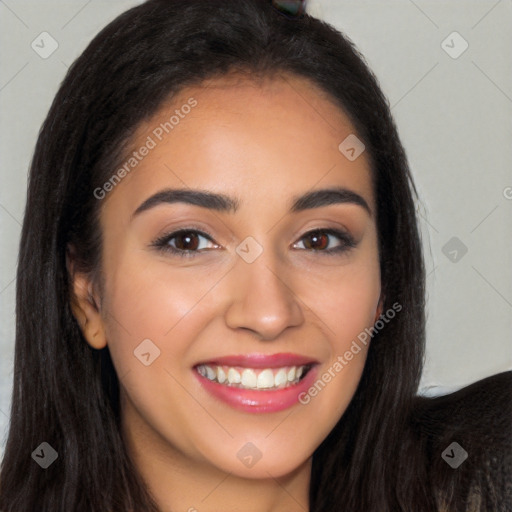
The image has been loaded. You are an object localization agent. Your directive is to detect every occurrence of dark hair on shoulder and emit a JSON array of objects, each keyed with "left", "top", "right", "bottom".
[
  {"left": 412, "top": 370, "right": 512, "bottom": 512},
  {"left": 1, "top": 1, "right": 429, "bottom": 510}
]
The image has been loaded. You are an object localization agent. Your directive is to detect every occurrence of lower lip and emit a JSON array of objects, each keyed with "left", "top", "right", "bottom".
[{"left": 194, "top": 366, "right": 318, "bottom": 413}]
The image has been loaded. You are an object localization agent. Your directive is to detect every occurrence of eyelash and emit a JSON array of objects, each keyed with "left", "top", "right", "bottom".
[{"left": 151, "top": 227, "right": 356, "bottom": 258}]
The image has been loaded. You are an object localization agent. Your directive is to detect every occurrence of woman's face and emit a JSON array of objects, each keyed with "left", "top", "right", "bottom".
[{"left": 75, "top": 73, "right": 382, "bottom": 479}]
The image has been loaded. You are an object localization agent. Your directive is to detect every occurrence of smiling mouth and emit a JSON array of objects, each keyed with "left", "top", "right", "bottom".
[{"left": 195, "top": 364, "right": 312, "bottom": 390}]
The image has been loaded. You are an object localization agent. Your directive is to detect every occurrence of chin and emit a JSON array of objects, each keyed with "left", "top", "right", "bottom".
[{"left": 202, "top": 439, "right": 313, "bottom": 480}]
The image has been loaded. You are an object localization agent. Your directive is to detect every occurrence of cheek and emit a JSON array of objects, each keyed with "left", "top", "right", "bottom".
[
  {"left": 99, "top": 246, "right": 232, "bottom": 382},
  {"left": 97, "top": 254, "right": 227, "bottom": 452},
  {"left": 298, "top": 259, "right": 381, "bottom": 347},
  {"left": 331, "top": 267, "right": 380, "bottom": 344},
  {"left": 293, "top": 252, "right": 380, "bottom": 418}
]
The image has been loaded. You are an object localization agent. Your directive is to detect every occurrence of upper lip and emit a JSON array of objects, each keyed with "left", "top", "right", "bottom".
[{"left": 195, "top": 352, "right": 318, "bottom": 369}]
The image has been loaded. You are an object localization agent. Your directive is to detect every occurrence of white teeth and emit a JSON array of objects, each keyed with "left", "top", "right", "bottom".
[
  {"left": 241, "top": 369, "right": 258, "bottom": 388},
  {"left": 205, "top": 365, "right": 216, "bottom": 380},
  {"left": 274, "top": 368, "right": 288, "bottom": 387},
  {"left": 257, "top": 369, "right": 275, "bottom": 389},
  {"left": 217, "top": 366, "right": 226, "bottom": 384},
  {"left": 227, "top": 367, "right": 241, "bottom": 384},
  {"left": 197, "top": 364, "right": 309, "bottom": 390}
]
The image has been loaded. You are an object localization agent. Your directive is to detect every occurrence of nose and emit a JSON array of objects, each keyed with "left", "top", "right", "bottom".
[{"left": 224, "top": 254, "right": 304, "bottom": 341}]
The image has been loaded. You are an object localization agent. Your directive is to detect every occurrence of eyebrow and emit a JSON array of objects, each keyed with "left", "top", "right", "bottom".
[
  {"left": 290, "top": 187, "right": 371, "bottom": 216},
  {"left": 132, "top": 186, "right": 371, "bottom": 218}
]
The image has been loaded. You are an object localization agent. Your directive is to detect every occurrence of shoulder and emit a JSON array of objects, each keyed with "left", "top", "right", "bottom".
[{"left": 411, "top": 371, "right": 512, "bottom": 512}]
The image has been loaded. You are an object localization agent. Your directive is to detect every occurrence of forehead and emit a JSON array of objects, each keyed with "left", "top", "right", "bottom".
[{"left": 102, "top": 72, "right": 374, "bottom": 218}]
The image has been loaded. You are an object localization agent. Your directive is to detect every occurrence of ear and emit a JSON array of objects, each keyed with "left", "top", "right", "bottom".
[
  {"left": 67, "top": 246, "right": 107, "bottom": 350},
  {"left": 373, "top": 294, "right": 385, "bottom": 324}
]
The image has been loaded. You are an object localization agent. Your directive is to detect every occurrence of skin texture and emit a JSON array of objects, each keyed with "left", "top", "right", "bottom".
[{"left": 70, "top": 73, "right": 383, "bottom": 512}]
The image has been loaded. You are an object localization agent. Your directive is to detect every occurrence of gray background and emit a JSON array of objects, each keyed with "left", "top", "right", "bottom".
[{"left": 1, "top": 0, "right": 511, "bottom": 459}]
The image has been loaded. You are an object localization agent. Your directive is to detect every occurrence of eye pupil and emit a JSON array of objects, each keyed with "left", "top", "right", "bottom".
[
  {"left": 175, "top": 232, "right": 199, "bottom": 250},
  {"left": 305, "top": 232, "right": 329, "bottom": 250}
]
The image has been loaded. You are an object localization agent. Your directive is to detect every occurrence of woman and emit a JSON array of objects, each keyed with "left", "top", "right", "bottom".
[{"left": 0, "top": 0, "right": 510, "bottom": 510}]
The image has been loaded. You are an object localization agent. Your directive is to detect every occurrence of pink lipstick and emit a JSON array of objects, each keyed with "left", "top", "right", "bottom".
[{"left": 193, "top": 352, "right": 318, "bottom": 413}]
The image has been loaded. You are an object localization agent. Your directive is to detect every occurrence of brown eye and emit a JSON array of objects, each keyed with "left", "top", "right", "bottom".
[
  {"left": 151, "top": 229, "right": 219, "bottom": 257},
  {"left": 303, "top": 232, "right": 329, "bottom": 250},
  {"left": 293, "top": 228, "right": 356, "bottom": 255},
  {"left": 173, "top": 231, "right": 200, "bottom": 251}
]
